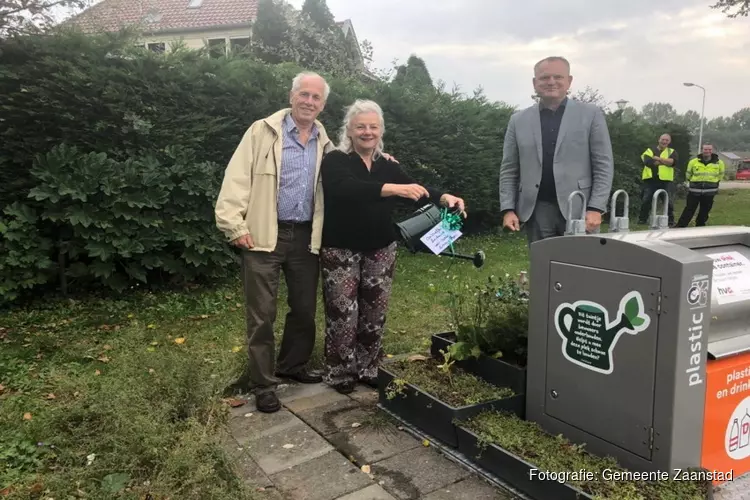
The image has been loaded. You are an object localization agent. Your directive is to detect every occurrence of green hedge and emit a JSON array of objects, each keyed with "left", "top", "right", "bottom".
[{"left": 0, "top": 30, "right": 690, "bottom": 304}]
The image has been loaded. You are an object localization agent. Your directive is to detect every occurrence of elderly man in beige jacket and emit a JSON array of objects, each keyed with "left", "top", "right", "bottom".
[{"left": 215, "top": 72, "right": 334, "bottom": 413}]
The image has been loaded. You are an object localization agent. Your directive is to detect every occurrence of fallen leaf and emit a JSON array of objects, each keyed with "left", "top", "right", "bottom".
[
  {"left": 235, "top": 303, "right": 242, "bottom": 308},
  {"left": 147, "top": 324, "right": 156, "bottom": 329},
  {"left": 422, "top": 439, "right": 430, "bottom": 447},
  {"left": 225, "top": 398, "right": 246, "bottom": 408},
  {"left": 407, "top": 354, "right": 428, "bottom": 362},
  {"left": 243, "top": 412, "right": 253, "bottom": 417},
  {"left": 95, "top": 369, "right": 101, "bottom": 376},
  {"left": 28, "top": 483, "right": 43, "bottom": 494},
  {"left": 0, "top": 384, "right": 5, "bottom": 393},
  {"left": 103, "top": 344, "right": 113, "bottom": 350},
  {"left": 23, "top": 412, "right": 32, "bottom": 421},
  {"left": 146, "top": 347, "right": 156, "bottom": 352},
  {"left": 351, "top": 422, "right": 362, "bottom": 428},
  {"left": 148, "top": 369, "right": 155, "bottom": 374},
  {"left": 74, "top": 391, "right": 80, "bottom": 397},
  {"left": 98, "top": 355, "right": 110, "bottom": 363},
  {"left": 127, "top": 313, "right": 134, "bottom": 319},
  {"left": 282, "top": 444, "right": 294, "bottom": 449},
  {"left": 231, "top": 346, "right": 242, "bottom": 353},
  {"left": 361, "top": 465, "right": 371, "bottom": 474},
  {"left": 0, "top": 486, "right": 13, "bottom": 496},
  {"left": 86, "top": 453, "right": 96, "bottom": 465},
  {"left": 46, "top": 393, "right": 56, "bottom": 400},
  {"left": 174, "top": 337, "right": 186, "bottom": 345},
  {"left": 386, "top": 354, "right": 394, "bottom": 358},
  {"left": 150, "top": 341, "right": 159, "bottom": 346}
]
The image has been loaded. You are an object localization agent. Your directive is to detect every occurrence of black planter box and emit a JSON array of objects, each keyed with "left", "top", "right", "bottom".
[
  {"left": 377, "top": 364, "right": 524, "bottom": 448},
  {"left": 431, "top": 331, "right": 527, "bottom": 397},
  {"left": 456, "top": 425, "right": 594, "bottom": 500}
]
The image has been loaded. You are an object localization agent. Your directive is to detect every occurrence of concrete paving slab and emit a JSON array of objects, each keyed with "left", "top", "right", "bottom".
[
  {"left": 228, "top": 408, "right": 300, "bottom": 445},
  {"left": 714, "top": 471, "right": 750, "bottom": 500},
  {"left": 278, "top": 382, "right": 334, "bottom": 404},
  {"left": 369, "top": 446, "right": 471, "bottom": 500},
  {"left": 348, "top": 386, "right": 379, "bottom": 405},
  {"left": 231, "top": 450, "right": 274, "bottom": 489},
  {"left": 285, "top": 389, "right": 352, "bottom": 413},
  {"left": 335, "top": 484, "right": 398, "bottom": 500},
  {"left": 420, "top": 477, "right": 514, "bottom": 500},
  {"left": 327, "top": 424, "right": 421, "bottom": 465},
  {"left": 245, "top": 420, "right": 334, "bottom": 476},
  {"left": 294, "top": 398, "right": 376, "bottom": 436},
  {"left": 270, "top": 450, "right": 373, "bottom": 500}
]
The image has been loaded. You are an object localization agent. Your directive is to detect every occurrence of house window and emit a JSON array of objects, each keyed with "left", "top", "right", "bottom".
[
  {"left": 230, "top": 37, "right": 250, "bottom": 53},
  {"left": 188, "top": 0, "right": 203, "bottom": 7},
  {"left": 148, "top": 42, "right": 165, "bottom": 53},
  {"left": 207, "top": 38, "right": 226, "bottom": 58}
]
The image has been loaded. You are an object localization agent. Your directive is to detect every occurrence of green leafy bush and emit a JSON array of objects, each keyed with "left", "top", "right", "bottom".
[
  {"left": 447, "top": 274, "right": 529, "bottom": 367},
  {"left": 1, "top": 144, "right": 235, "bottom": 303}
]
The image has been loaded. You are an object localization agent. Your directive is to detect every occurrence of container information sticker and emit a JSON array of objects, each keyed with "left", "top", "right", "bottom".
[
  {"left": 419, "top": 223, "right": 462, "bottom": 255},
  {"left": 554, "top": 291, "right": 651, "bottom": 375},
  {"left": 726, "top": 395, "right": 750, "bottom": 460},
  {"left": 705, "top": 251, "right": 750, "bottom": 305}
]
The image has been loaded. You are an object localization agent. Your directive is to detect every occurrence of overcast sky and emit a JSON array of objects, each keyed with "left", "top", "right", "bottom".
[{"left": 288, "top": 0, "right": 749, "bottom": 119}]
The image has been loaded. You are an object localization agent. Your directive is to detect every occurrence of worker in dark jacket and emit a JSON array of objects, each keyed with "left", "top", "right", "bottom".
[
  {"left": 638, "top": 133, "right": 678, "bottom": 226},
  {"left": 676, "top": 144, "right": 726, "bottom": 227}
]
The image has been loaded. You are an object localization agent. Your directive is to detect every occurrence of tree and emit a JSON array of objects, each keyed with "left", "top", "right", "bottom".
[
  {"left": 641, "top": 102, "right": 679, "bottom": 125},
  {"left": 1, "top": 0, "right": 89, "bottom": 37},
  {"left": 711, "top": 0, "right": 750, "bottom": 17},
  {"left": 300, "top": 0, "right": 336, "bottom": 30},
  {"left": 570, "top": 86, "right": 609, "bottom": 110},
  {"left": 250, "top": 0, "right": 293, "bottom": 64},
  {"left": 393, "top": 55, "right": 433, "bottom": 88}
]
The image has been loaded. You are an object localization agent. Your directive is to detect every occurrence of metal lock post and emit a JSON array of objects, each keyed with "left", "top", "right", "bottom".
[
  {"left": 649, "top": 189, "right": 669, "bottom": 230},
  {"left": 608, "top": 189, "right": 630, "bottom": 233},
  {"left": 565, "top": 191, "right": 587, "bottom": 236}
]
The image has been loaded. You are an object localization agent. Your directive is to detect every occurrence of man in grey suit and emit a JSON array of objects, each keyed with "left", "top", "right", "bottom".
[{"left": 499, "top": 56, "right": 614, "bottom": 245}]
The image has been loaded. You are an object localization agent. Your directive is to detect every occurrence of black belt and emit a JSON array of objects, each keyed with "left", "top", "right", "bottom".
[{"left": 278, "top": 220, "right": 312, "bottom": 226}]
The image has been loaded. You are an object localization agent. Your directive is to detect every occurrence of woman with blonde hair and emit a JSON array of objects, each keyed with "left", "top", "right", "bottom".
[{"left": 319, "top": 99, "right": 466, "bottom": 394}]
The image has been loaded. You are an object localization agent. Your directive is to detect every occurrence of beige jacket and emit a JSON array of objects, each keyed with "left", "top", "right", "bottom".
[{"left": 215, "top": 108, "right": 334, "bottom": 254}]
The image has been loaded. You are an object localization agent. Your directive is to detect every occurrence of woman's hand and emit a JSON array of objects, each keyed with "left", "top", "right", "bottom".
[
  {"left": 396, "top": 183, "right": 429, "bottom": 201},
  {"left": 440, "top": 194, "right": 467, "bottom": 217}
]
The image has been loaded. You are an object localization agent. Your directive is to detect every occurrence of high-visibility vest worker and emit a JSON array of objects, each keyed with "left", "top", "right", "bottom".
[
  {"left": 641, "top": 147, "right": 676, "bottom": 181},
  {"left": 685, "top": 154, "right": 725, "bottom": 195}
]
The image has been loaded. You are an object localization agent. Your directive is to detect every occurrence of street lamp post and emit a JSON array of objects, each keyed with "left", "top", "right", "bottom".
[
  {"left": 683, "top": 82, "right": 706, "bottom": 150},
  {"left": 615, "top": 99, "right": 629, "bottom": 110}
]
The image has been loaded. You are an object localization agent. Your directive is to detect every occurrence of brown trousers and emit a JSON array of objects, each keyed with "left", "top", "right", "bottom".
[{"left": 241, "top": 222, "right": 319, "bottom": 394}]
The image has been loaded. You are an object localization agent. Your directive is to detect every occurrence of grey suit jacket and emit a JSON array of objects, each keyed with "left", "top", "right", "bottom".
[{"left": 499, "top": 99, "right": 614, "bottom": 223}]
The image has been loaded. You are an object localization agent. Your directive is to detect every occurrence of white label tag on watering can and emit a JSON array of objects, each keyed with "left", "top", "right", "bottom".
[{"left": 420, "top": 223, "right": 462, "bottom": 255}]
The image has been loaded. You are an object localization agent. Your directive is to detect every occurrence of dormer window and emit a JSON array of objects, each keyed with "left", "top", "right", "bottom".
[{"left": 188, "top": 0, "right": 203, "bottom": 8}]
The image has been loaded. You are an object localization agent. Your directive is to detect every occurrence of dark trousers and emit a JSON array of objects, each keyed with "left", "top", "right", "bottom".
[
  {"left": 241, "top": 222, "right": 319, "bottom": 394},
  {"left": 525, "top": 200, "right": 599, "bottom": 247},
  {"left": 320, "top": 242, "right": 397, "bottom": 386},
  {"left": 676, "top": 193, "right": 715, "bottom": 228},
  {"left": 638, "top": 180, "right": 674, "bottom": 225}
]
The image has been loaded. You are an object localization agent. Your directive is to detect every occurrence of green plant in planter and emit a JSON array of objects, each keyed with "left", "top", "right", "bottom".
[
  {"left": 446, "top": 274, "right": 529, "bottom": 367},
  {"left": 384, "top": 358, "right": 514, "bottom": 407},
  {"left": 461, "top": 411, "right": 709, "bottom": 500}
]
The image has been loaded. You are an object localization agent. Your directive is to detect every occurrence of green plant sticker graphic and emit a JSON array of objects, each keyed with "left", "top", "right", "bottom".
[{"left": 554, "top": 291, "right": 651, "bottom": 374}]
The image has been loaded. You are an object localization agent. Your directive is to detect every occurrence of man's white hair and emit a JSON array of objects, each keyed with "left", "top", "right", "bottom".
[
  {"left": 337, "top": 99, "right": 385, "bottom": 159},
  {"left": 291, "top": 71, "right": 330, "bottom": 100}
]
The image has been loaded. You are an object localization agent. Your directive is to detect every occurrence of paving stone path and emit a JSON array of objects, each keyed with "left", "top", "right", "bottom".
[
  {"left": 220, "top": 381, "right": 516, "bottom": 500},
  {"left": 220, "top": 379, "right": 750, "bottom": 500}
]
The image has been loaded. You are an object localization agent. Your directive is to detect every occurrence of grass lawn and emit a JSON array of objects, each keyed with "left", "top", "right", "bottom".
[{"left": 1, "top": 189, "right": 749, "bottom": 499}]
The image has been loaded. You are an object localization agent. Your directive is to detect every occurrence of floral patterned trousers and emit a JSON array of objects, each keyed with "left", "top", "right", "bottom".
[{"left": 320, "top": 242, "right": 397, "bottom": 386}]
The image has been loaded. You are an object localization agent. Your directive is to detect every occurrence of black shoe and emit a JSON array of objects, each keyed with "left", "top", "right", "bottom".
[
  {"left": 256, "top": 392, "right": 281, "bottom": 413},
  {"left": 333, "top": 382, "right": 355, "bottom": 394},
  {"left": 359, "top": 376, "right": 378, "bottom": 389},
  {"left": 276, "top": 369, "right": 323, "bottom": 384}
]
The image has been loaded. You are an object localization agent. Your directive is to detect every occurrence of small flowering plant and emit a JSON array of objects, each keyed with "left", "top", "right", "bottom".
[{"left": 446, "top": 273, "right": 529, "bottom": 367}]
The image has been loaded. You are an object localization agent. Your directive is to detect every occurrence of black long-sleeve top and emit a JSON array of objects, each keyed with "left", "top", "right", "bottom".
[{"left": 320, "top": 150, "right": 444, "bottom": 251}]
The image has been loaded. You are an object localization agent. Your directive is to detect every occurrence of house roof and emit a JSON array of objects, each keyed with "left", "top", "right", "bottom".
[
  {"left": 722, "top": 151, "right": 750, "bottom": 161},
  {"left": 66, "top": 0, "right": 259, "bottom": 34}
]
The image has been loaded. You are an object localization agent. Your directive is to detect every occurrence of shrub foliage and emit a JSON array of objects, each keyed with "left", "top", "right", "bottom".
[{"left": 0, "top": 30, "right": 691, "bottom": 304}]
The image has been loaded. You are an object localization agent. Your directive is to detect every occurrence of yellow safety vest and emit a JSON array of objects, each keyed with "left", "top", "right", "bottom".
[
  {"left": 686, "top": 156, "right": 725, "bottom": 194},
  {"left": 641, "top": 147, "right": 675, "bottom": 181}
]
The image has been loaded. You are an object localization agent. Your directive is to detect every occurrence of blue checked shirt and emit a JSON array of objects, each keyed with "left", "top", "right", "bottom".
[{"left": 277, "top": 113, "right": 319, "bottom": 222}]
